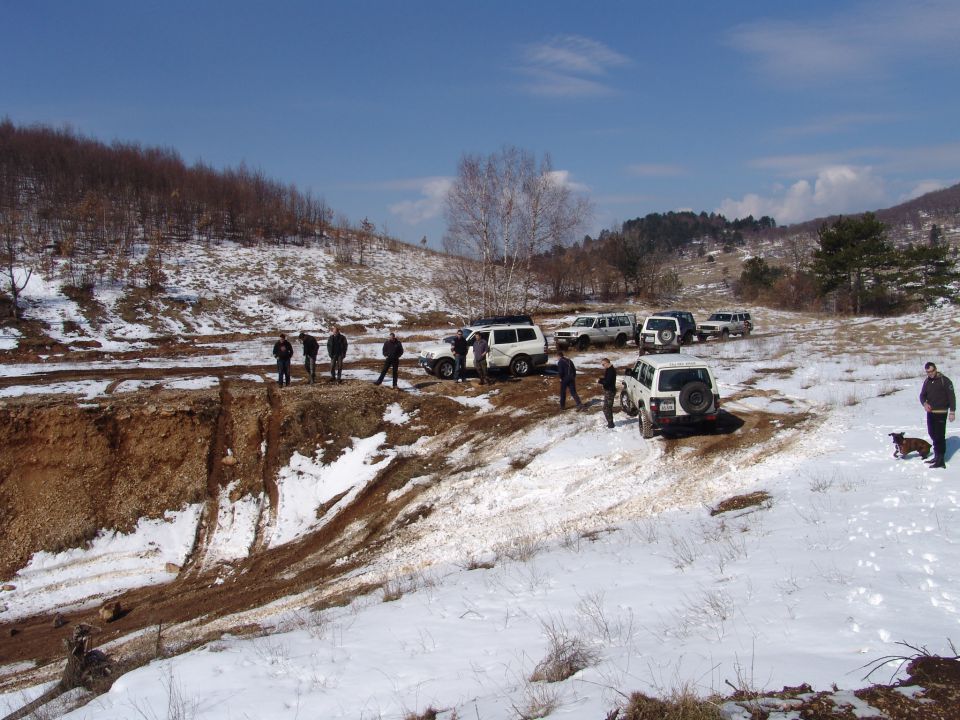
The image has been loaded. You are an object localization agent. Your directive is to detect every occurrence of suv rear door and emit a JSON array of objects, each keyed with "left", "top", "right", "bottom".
[{"left": 490, "top": 328, "right": 519, "bottom": 368}]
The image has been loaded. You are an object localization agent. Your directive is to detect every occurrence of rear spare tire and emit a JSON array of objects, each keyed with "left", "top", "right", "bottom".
[{"left": 678, "top": 380, "right": 712, "bottom": 414}]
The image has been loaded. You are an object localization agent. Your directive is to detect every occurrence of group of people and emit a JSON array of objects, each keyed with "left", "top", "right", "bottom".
[
  {"left": 271, "top": 327, "right": 349, "bottom": 386},
  {"left": 273, "top": 329, "right": 957, "bottom": 462}
]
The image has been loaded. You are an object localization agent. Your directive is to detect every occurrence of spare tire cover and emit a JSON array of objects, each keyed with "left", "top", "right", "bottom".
[
  {"left": 657, "top": 329, "right": 676, "bottom": 344},
  {"left": 678, "top": 380, "right": 711, "bottom": 413}
]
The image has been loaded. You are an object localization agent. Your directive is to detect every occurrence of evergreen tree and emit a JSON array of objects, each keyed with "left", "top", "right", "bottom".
[
  {"left": 899, "top": 243, "right": 960, "bottom": 306},
  {"left": 811, "top": 213, "right": 893, "bottom": 313}
]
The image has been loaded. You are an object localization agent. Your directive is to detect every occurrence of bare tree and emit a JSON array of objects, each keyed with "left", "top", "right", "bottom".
[
  {"left": 0, "top": 212, "right": 36, "bottom": 319},
  {"left": 443, "top": 146, "right": 590, "bottom": 316}
]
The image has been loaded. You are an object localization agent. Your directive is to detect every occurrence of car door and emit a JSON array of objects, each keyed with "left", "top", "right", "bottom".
[{"left": 490, "top": 328, "right": 518, "bottom": 368}]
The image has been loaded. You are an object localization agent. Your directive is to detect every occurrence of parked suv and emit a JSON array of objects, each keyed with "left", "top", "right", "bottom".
[
  {"left": 637, "top": 315, "right": 682, "bottom": 354},
  {"left": 652, "top": 310, "right": 697, "bottom": 345},
  {"left": 418, "top": 323, "right": 549, "bottom": 379},
  {"left": 619, "top": 353, "right": 721, "bottom": 438},
  {"left": 553, "top": 311, "right": 638, "bottom": 350},
  {"left": 697, "top": 311, "right": 752, "bottom": 342}
]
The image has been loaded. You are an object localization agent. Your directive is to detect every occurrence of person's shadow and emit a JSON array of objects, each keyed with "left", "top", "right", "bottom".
[{"left": 944, "top": 435, "right": 959, "bottom": 462}]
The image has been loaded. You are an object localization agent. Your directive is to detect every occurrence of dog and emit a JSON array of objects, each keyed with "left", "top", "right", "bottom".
[{"left": 888, "top": 432, "right": 931, "bottom": 459}]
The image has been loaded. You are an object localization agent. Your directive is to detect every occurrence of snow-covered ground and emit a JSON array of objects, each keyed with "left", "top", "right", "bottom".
[{"left": 1, "top": 303, "right": 958, "bottom": 719}]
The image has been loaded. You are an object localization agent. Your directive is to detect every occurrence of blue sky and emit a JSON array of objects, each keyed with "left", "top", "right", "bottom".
[{"left": 3, "top": 0, "right": 959, "bottom": 246}]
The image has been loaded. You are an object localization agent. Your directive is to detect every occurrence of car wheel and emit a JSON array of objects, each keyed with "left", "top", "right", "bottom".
[
  {"left": 682, "top": 331, "right": 694, "bottom": 346},
  {"left": 697, "top": 334, "right": 706, "bottom": 343},
  {"left": 657, "top": 329, "right": 676, "bottom": 345},
  {"left": 678, "top": 380, "right": 712, "bottom": 414},
  {"left": 721, "top": 329, "right": 730, "bottom": 341},
  {"left": 434, "top": 358, "right": 455, "bottom": 380},
  {"left": 577, "top": 335, "right": 590, "bottom": 351},
  {"left": 620, "top": 389, "right": 638, "bottom": 417},
  {"left": 615, "top": 333, "right": 627, "bottom": 348},
  {"left": 509, "top": 354, "right": 531, "bottom": 377},
  {"left": 639, "top": 406, "right": 654, "bottom": 439}
]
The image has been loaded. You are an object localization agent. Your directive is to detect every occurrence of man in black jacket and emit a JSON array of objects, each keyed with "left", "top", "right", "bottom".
[
  {"left": 451, "top": 330, "right": 468, "bottom": 382},
  {"left": 298, "top": 331, "right": 320, "bottom": 384},
  {"left": 598, "top": 357, "right": 618, "bottom": 428},
  {"left": 327, "top": 326, "right": 348, "bottom": 383},
  {"left": 272, "top": 333, "right": 294, "bottom": 387},
  {"left": 556, "top": 351, "right": 582, "bottom": 411},
  {"left": 920, "top": 362, "right": 956, "bottom": 469},
  {"left": 374, "top": 332, "right": 404, "bottom": 388}
]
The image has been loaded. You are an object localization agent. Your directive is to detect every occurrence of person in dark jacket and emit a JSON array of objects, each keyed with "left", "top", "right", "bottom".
[
  {"left": 327, "top": 326, "right": 348, "bottom": 383},
  {"left": 298, "top": 331, "right": 320, "bottom": 384},
  {"left": 920, "top": 362, "right": 956, "bottom": 469},
  {"left": 556, "top": 351, "right": 583, "bottom": 411},
  {"left": 598, "top": 357, "right": 618, "bottom": 428},
  {"left": 451, "top": 330, "right": 468, "bottom": 382},
  {"left": 374, "top": 332, "right": 404, "bottom": 388},
  {"left": 272, "top": 333, "right": 294, "bottom": 387},
  {"left": 473, "top": 333, "right": 490, "bottom": 385}
]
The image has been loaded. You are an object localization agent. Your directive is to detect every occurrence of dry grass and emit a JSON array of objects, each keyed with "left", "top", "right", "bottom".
[
  {"left": 710, "top": 491, "right": 772, "bottom": 516},
  {"left": 619, "top": 687, "right": 723, "bottom": 720},
  {"left": 529, "top": 619, "right": 599, "bottom": 683}
]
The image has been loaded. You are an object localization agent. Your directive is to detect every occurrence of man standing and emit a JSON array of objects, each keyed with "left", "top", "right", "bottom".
[
  {"left": 598, "top": 357, "right": 617, "bottom": 428},
  {"left": 272, "top": 333, "right": 294, "bottom": 387},
  {"left": 556, "top": 351, "right": 583, "bottom": 411},
  {"left": 451, "top": 329, "right": 468, "bottom": 382},
  {"left": 374, "top": 332, "right": 404, "bottom": 388},
  {"left": 920, "top": 361, "right": 955, "bottom": 469},
  {"left": 473, "top": 332, "right": 490, "bottom": 385},
  {"left": 298, "top": 331, "right": 319, "bottom": 384},
  {"left": 327, "top": 326, "right": 348, "bottom": 383}
]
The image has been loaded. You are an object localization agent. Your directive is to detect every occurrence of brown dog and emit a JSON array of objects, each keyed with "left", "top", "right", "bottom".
[{"left": 889, "top": 432, "right": 931, "bottom": 459}]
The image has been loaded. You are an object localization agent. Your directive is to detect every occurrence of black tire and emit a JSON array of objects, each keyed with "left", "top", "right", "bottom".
[
  {"left": 620, "top": 389, "right": 638, "bottom": 417},
  {"left": 509, "top": 354, "right": 532, "bottom": 377},
  {"left": 697, "top": 334, "right": 707, "bottom": 343},
  {"left": 720, "top": 328, "right": 730, "bottom": 341},
  {"left": 639, "top": 407, "right": 654, "bottom": 439},
  {"left": 678, "top": 381, "right": 712, "bottom": 414},
  {"left": 682, "top": 331, "right": 694, "bottom": 346},
  {"left": 435, "top": 358, "right": 454, "bottom": 380},
  {"left": 615, "top": 333, "right": 627, "bottom": 348},
  {"left": 577, "top": 335, "right": 590, "bottom": 351},
  {"left": 657, "top": 329, "right": 676, "bottom": 345}
]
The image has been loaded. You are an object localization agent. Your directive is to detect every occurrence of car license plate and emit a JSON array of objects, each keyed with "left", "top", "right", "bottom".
[{"left": 660, "top": 399, "right": 675, "bottom": 412}]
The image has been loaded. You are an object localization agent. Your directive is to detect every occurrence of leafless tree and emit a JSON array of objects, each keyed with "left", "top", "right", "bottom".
[
  {"left": 443, "top": 146, "right": 590, "bottom": 316},
  {"left": 0, "top": 211, "right": 37, "bottom": 319}
]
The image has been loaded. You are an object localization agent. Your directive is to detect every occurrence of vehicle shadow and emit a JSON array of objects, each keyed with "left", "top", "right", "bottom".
[{"left": 657, "top": 409, "right": 745, "bottom": 439}]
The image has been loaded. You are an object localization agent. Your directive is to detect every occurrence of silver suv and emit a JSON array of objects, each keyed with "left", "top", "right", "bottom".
[
  {"left": 418, "top": 324, "right": 549, "bottom": 379},
  {"left": 637, "top": 315, "right": 682, "bottom": 354},
  {"left": 553, "top": 311, "right": 638, "bottom": 350},
  {"left": 697, "top": 310, "right": 752, "bottom": 342},
  {"left": 619, "top": 353, "right": 721, "bottom": 438}
]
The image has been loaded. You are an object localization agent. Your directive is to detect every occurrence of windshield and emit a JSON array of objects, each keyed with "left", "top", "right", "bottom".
[
  {"left": 572, "top": 317, "right": 595, "bottom": 327},
  {"left": 658, "top": 368, "right": 713, "bottom": 392},
  {"left": 708, "top": 313, "right": 731, "bottom": 321},
  {"left": 644, "top": 318, "right": 677, "bottom": 331}
]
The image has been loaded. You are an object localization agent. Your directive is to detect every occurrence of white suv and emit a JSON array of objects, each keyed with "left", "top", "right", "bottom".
[
  {"left": 637, "top": 315, "right": 682, "bottom": 354},
  {"left": 418, "top": 324, "right": 549, "bottom": 379},
  {"left": 553, "top": 312, "right": 638, "bottom": 350},
  {"left": 697, "top": 310, "right": 752, "bottom": 342},
  {"left": 619, "top": 353, "right": 721, "bottom": 438}
]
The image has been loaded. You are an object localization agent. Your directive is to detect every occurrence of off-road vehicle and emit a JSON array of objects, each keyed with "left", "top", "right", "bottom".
[
  {"left": 636, "top": 315, "right": 682, "bottom": 354},
  {"left": 697, "top": 310, "right": 752, "bottom": 342},
  {"left": 418, "top": 323, "right": 549, "bottom": 379},
  {"left": 651, "top": 310, "right": 697, "bottom": 345},
  {"left": 619, "top": 353, "right": 721, "bottom": 438},
  {"left": 553, "top": 311, "right": 638, "bottom": 350}
]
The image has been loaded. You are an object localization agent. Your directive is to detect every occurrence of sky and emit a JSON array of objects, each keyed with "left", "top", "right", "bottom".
[{"left": 3, "top": 0, "right": 960, "bottom": 246}]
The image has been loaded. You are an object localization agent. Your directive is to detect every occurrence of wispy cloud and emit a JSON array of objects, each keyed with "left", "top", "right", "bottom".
[
  {"left": 387, "top": 176, "right": 453, "bottom": 225},
  {"left": 626, "top": 163, "right": 685, "bottom": 178},
  {"left": 546, "top": 169, "right": 590, "bottom": 193},
  {"left": 776, "top": 112, "right": 897, "bottom": 138},
  {"left": 727, "top": 0, "right": 960, "bottom": 84},
  {"left": 515, "top": 35, "right": 630, "bottom": 98}
]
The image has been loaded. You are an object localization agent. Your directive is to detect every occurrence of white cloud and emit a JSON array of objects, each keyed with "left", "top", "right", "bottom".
[
  {"left": 387, "top": 177, "right": 453, "bottom": 225},
  {"left": 545, "top": 169, "right": 589, "bottom": 193},
  {"left": 516, "top": 35, "right": 630, "bottom": 98},
  {"left": 718, "top": 165, "right": 886, "bottom": 224},
  {"left": 900, "top": 180, "right": 950, "bottom": 202}
]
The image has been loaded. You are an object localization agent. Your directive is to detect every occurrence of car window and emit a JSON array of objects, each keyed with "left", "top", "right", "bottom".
[
  {"left": 711, "top": 313, "right": 731, "bottom": 321},
  {"left": 492, "top": 329, "right": 517, "bottom": 344},
  {"left": 640, "top": 362, "right": 654, "bottom": 388},
  {"left": 597, "top": 318, "right": 607, "bottom": 328},
  {"left": 572, "top": 317, "right": 594, "bottom": 327},
  {"left": 657, "top": 368, "right": 713, "bottom": 392},
  {"left": 645, "top": 318, "right": 677, "bottom": 331},
  {"left": 516, "top": 327, "right": 537, "bottom": 342}
]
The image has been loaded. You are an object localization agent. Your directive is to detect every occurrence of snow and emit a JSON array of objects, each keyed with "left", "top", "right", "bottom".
[{"left": 1, "top": 246, "right": 959, "bottom": 718}]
